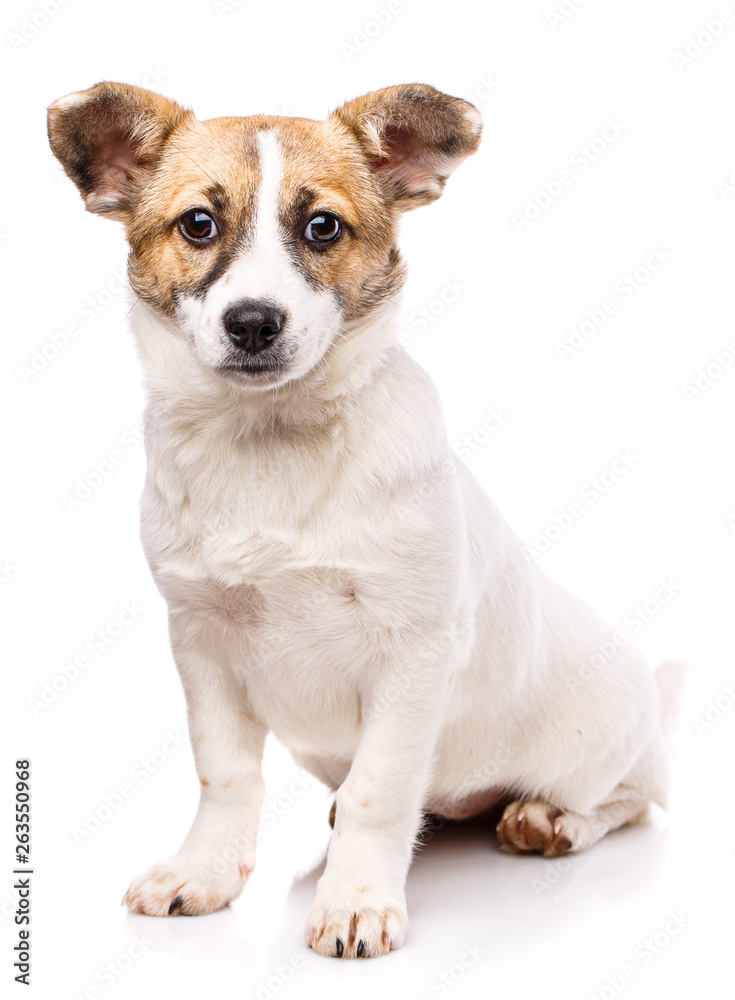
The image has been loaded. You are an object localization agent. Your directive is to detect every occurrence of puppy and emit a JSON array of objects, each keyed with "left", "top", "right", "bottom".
[{"left": 48, "top": 82, "right": 681, "bottom": 959}]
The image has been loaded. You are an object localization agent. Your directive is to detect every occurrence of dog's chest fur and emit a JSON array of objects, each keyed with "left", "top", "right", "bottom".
[{"left": 139, "top": 353, "right": 463, "bottom": 761}]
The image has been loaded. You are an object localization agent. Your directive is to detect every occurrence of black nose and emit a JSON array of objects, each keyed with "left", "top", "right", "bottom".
[{"left": 223, "top": 300, "right": 285, "bottom": 354}]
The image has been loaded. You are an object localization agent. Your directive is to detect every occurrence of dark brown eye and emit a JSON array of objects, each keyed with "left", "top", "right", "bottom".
[
  {"left": 304, "top": 213, "right": 342, "bottom": 245},
  {"left": 179, "top": 209, "right": 219, "bottom": 243}
]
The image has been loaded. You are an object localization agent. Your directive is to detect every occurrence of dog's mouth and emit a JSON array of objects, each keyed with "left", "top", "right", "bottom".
[
  {"left": 218, "top": 361, "right": 284, "bottom": 373},
  {"left": 215, "top": 359, "right": 291, "bottom": 387},
  {"left": 212, "top": 335, "right": 301, "bottom": 386}
]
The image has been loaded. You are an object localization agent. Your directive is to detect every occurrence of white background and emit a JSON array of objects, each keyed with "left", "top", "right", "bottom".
[{"left": 3, "top": 0, "right": 735, "bottom": 997}]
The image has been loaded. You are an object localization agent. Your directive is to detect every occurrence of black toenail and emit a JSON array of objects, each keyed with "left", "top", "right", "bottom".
[
  {"left": 168, "top": 896, "right": 184, "bottom": 914},
  {"left": 336, "top": 938, "right": 344, "bottom": 957},
  {"left": 357, "top": 940, "right": 366, "bottom": 957}
]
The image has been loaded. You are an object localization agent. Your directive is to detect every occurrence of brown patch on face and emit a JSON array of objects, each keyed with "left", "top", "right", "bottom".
[
  {"left": 272, "top": 117, "right": 407, "bottom": 323},
  {"left": 127, "top": 117, "right": 265, "bottom": 316}
]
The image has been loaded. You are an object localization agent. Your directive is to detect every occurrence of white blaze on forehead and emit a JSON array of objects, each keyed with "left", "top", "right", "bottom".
[
  {"left": 254, "top": 129, "right": 284, "bottom": 250},
  {"left": 198, "top": 128, "right": 294, "bottom": 302}
]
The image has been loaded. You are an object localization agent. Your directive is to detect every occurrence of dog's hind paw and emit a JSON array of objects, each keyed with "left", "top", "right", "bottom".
[{"left": 496, "top": 799, "right": 577, "bottom": 857}]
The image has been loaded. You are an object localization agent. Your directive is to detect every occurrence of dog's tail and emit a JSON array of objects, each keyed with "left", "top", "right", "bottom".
[{"left": 655, "top": 659, "right": 691, "bottom": 736}]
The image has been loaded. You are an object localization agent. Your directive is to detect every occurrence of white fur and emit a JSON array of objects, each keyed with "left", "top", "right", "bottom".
[{"left": 122, "top": 129, "right": 678, "bottom": 960}]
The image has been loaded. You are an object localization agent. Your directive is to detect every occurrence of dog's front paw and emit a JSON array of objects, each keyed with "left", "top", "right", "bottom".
[
  {"left": 305, "top": 898, "right": 408, "bottom": 959},
  {"left": 496, "top": 799, "right": 577, "bottom": 857},
  {"left": 122, "top": 850, "right": 252, "bottom": 917}
]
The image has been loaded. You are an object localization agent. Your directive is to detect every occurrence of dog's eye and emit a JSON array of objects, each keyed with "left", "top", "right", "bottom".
[
  {"left": 179, "top": 209, "right": 219, "bottom": 243},
  {"left": 304, "top": 213, "right": 342, "bottom": 245}
]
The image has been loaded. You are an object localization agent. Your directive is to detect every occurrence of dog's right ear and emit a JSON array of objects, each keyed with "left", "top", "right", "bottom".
[{"left": 47, "top": 82, "right": 192, "bottom": 221}]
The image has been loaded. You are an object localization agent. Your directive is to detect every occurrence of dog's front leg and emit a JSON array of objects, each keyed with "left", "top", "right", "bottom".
[
  {"left": 305, "top": 650, "right": 448, "bottom": 959},
  {"left": 123, "top": 617, "right": 267, "bottom": 916}
]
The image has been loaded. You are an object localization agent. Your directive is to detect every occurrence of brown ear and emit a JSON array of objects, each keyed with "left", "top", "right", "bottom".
[
  {"left": 47, "top": 82, "right": 192, "bottom": 220},
  {"left": 331, "top": 83, "right": 482, "bottom": 212}
]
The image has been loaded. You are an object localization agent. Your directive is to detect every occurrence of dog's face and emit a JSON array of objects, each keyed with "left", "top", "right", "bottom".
[{"left": 48, "top": 83, "right": 481, "bottom": 389}]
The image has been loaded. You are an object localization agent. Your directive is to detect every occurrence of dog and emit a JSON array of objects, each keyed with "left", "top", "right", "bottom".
[{"left": 48, "top": 81, "right": 682, "bottom": 960}]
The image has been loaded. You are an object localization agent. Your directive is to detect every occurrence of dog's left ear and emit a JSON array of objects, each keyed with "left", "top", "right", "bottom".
[{"left": 331, "top": 84, "right": 482, "bottom": 212}]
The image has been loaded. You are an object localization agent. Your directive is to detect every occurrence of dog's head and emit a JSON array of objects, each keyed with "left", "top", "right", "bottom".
[{"left": 48, "top": 82, "right": 481, "bottom": 389}]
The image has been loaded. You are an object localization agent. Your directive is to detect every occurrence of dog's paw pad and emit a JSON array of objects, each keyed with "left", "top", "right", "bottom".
[
  {"left": 305, "top": 903, "right": 407, "bottom": 959},
  {"left": 496, "top": 800, "right": 576, "bottom": 857}
]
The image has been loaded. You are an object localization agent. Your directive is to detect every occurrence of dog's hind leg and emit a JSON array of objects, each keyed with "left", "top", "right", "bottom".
[
  {"left": 496, "top": 658, "right": 685, "bottom": 857},
  {"left": 496, "top": 723, "right": 671, "bottom": 857}
]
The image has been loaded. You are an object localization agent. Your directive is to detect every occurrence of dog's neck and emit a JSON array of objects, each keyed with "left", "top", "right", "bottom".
[{"left": 131, "top": 297, "right": 402, "bottom": 436}]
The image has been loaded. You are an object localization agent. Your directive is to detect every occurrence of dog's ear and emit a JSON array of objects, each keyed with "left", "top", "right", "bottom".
[
  {"left": 331, "top": 84, "right": 482, "bottom": 212},
  {"left": 47, "top": 82, "right": 192, "bottom": 221}
]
